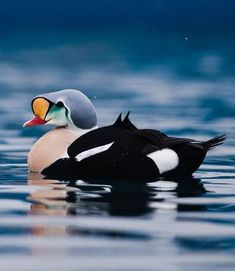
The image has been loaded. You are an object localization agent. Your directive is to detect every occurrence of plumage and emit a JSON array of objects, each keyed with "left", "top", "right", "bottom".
[
  {"left": 23, "top": 89, "right": 226, "bottom": 180},
  {"left": 146, "top": 148, "right": 179, "bottom": 174}
]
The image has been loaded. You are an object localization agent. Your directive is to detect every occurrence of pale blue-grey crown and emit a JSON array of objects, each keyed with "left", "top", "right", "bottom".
[{"left": 36, "top": 89, "right": 97, "bottom": 129}]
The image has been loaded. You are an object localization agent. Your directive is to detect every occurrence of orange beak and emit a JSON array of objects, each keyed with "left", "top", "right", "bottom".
[
  {"left": 23, "top": 97, "right": 50, "bottom": 127},
  {"left": 23, "top": 117, "right": 47, "bottom": 127}
]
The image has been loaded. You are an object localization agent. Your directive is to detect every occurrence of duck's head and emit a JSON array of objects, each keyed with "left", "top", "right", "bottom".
[{"left": 23, "top": 89, "right": 97, "bottom": 130}]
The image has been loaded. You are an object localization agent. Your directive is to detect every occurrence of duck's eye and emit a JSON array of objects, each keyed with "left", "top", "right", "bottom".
[{"left": 56, "top": 101, "right": 64, "bottom": 107}]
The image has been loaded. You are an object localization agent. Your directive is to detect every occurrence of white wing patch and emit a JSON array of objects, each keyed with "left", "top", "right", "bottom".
[
  {"left": 75, "top": 142, "right": 114, "bottom": 162},
  {"left": 147, "top": 148, "right": 179, "bottom": 174}
]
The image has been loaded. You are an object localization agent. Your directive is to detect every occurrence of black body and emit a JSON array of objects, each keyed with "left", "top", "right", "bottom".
[{"left": 42, "top": 113, "right": 225, "bottom": 180}]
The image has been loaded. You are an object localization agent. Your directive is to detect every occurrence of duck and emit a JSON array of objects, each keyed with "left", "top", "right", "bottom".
[{"left": 23, "top": 89, "right": 226, "bottom": 180}]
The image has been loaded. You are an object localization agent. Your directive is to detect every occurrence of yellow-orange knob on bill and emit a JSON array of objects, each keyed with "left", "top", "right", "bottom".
[{"left": 32, "top": 98, "right": 50, "bottom": 120}]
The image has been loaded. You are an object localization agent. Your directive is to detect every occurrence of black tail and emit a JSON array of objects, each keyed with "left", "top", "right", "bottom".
[{"left": 203, "top": 135, "right": 226, "bottom": 150}]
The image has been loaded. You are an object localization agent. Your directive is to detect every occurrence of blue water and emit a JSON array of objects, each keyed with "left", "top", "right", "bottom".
[{"left": 0, "top": 1, "right": 235, "bottom": 270}]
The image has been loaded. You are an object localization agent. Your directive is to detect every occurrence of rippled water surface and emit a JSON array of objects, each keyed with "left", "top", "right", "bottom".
[
  {"left": 1, "top": 1, "right": 235, "bottom": 270},
  {"left": 1, "top": 79, "right": 234, "bottom": 271}
]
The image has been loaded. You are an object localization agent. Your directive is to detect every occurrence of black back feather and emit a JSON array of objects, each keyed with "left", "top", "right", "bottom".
[
  {"left": 122, "top": 111, "right": 137, "bottom": 130},
  {"left": 113, "top": 113, "right": 122, "bottom": 126}
]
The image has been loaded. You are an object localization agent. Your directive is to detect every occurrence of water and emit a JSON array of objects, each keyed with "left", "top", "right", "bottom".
[{"left": 0, "top": 1, "right": 235, "bottom": 270}]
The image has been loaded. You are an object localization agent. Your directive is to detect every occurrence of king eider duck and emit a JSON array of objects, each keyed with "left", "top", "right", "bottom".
[{"left": 23, "top": 89, "right": 226, "bottom": 179}]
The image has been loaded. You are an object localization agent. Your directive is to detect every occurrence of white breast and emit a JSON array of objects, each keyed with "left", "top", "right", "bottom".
[
  {"left": 28, "top": 128, "right": 83, "bottom": 173},
  {"left": 147, "top": 148, "right": 179, "bottom": 174}
]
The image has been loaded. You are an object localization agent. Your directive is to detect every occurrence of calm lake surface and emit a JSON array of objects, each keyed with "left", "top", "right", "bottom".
[{"left": 0, "top": 1, "right": 235, "bottom": 270}]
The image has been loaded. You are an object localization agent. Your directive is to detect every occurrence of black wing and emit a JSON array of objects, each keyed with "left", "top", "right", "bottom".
[
  {"left": 67, "top": 113, "right": 138, "bottom": 158},
  {"left": 43, "top": 113, "right": 224, "bottom": 179},
  {"left": 132, "top": 129, "right": 197, "bottom": 152},
  {"left": 68, "top": 113, "right": 201, "bottom": 158}
]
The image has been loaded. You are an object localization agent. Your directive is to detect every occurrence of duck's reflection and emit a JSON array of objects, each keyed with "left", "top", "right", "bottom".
[
  {"left": 27, "top": 173, "right": 207, "bottom": 217},
  {"left": 74, "top": 181, "right": 153, "bottom": 216},
  {"left": 27, "top": 172, "right": 76, "bottom": 216}
]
